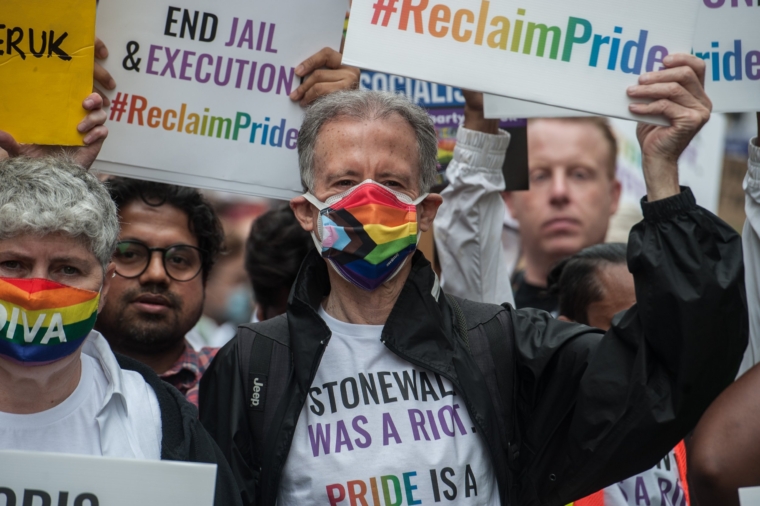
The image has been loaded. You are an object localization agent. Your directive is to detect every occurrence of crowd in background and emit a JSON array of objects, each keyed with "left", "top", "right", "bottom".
[{"left": 1, "top": 26, "right": 760, "bottom": 506}]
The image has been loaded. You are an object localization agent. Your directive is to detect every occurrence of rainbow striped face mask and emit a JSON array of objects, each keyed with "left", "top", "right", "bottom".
[
  {"left": 303, "top": 180, "right": 428, "bottom": 291},
  {"left": 0, "top": 278, "right": 100, "bottom": 364}
]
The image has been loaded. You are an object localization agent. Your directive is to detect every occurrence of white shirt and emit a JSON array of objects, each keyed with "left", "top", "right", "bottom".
[
  {"left": 278, "top": 307, "right": 500, "bottom": 506},
  {"left": 740, "top": 137, "right": 760, "bottom": 376},
  {"left": 434, "top": 127, "right": 516, "bottom": 307},
  {"left": 0, "top": 331, "right": 162, "bottom": 459}
]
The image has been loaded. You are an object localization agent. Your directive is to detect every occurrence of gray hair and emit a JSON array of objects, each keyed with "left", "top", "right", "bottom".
[
  {"left": 298, "top": 89, "right": 439, "bottom": 194},
  {"left": 0, "top": 157, "right": 119, "bottom": 271}
]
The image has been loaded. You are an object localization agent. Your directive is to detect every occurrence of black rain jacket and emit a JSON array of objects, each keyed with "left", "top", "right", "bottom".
[
  {"left": 200, "top": 188, "right": 747, "bottom": 506},
  {"left": 116, "top": 354, "right": 243, "bottom": 506}
]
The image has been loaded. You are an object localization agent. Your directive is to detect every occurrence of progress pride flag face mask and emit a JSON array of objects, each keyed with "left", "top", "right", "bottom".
[
  {"left": 304, "top": 180, "right": 428, "bottom": 291},
  {"left": 0, "top": 277, "right": 100, "bottom": 364}
]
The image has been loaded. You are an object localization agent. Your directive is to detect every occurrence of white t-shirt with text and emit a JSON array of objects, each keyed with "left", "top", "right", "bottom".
[
  {"left": 278, "top": 307, "right": 500, "bottom": 506},
  {"left": 603, "top": 448, "right": 687, "bottom": 506}
]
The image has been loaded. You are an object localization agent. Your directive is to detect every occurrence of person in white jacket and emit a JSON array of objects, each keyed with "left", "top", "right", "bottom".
[
  {"left": 434, "top": 93, "right": 621, "bottom": 311},
  {"left": 738, "top": 114, "right": 760, "bottom": 376}
]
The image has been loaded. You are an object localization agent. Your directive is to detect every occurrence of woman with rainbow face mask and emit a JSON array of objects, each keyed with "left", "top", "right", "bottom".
[{"left": 0, "top": 157, "right": 241, "bottom": 505}]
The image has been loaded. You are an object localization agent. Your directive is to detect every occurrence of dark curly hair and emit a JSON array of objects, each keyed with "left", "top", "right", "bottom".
[
  {"left": 106, "top": 177, "right": 224, "bottom": 283},
  {"left": 244, "top": 205, "right": 313, "bottom": 308}
]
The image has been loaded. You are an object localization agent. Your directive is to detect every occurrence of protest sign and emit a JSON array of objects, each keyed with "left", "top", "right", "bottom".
[
  {"left": 485, "top": 0, "right": 760, "bottom": 117},
  {"left": 360, "top": 71, "right": 465, "bottom": 169},
  {"left": 343, "top": 0, "right": 699, "bottom": 122},
  {"left": 694, "top": 0, "right": 760, "bottom": 113},
  {"left": 360, "top": 70, "right": 529, "bottom": 188},
  {"left": 610, "top": 115, "right": 727, "bottom": 213},
  {"left": 741, "top": 487, "right": 760, "bottom": 506},
  {"left": 0, "top": 450, "right": 216, "bottom": 506},
  {"left": 92, "top": 0, "right": 346, "bottom": 200},
  {"left": 0, "top": 0, "right": 95, "bottom": 146},
  {"left": 483, "top": 95, "right": 590, "bottom": 119}
]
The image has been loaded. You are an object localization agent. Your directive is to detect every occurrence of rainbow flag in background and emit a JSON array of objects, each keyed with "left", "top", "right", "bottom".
[
  {"left": 0, "top": 278, "right": 99, "bottom": 363},
  {"left": 321, "top": 184, "right": 418, "bottom": 290}
]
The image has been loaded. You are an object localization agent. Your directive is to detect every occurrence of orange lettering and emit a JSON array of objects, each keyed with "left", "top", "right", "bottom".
[
  {"left": 399, "top": 0, "right": 429, "bottom": 33},
  {"left": 163, "top": 109, "right": 178, "bottom": 130},
  {"left": 429, "top": 5, "right": 451, "bottom": 38},
  {"left": 452, "top": 9, "right": 474, "bottom": 42},
  {"left": 147, "top": 107, "right": 162, "bottom": 128}
]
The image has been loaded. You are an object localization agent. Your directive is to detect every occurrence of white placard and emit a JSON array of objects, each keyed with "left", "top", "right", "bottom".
[
  {"left": 694, "top": 1, "right": 760, "bottom": 113},
  {"left": 484, "top": 1, "right": 760, "bottom": 118},
  {"left": 610, "top": 114, "right": 727, "bottom": 213},
  {"left": 92, "top": 0, "right": 346, "bottom": 199},
  {"left": 0, "top": 450, "right": 217, "bottom": 505},
  {"left": 484, "top": 95, "right": 592, "bottom": 119},
  {"left": 741, "top": 486, "right": 760, "bottom": 505},
  {"left": 343, "top": 0, "right": 699, "bottom": 123}
]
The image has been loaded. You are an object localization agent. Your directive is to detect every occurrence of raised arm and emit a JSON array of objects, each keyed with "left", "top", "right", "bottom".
[
  {"left": 508, "top": 55, "right": 748, "bottom": 505},
  {"left": 434, "top": 91, "right": 516, "bottom": 305}
]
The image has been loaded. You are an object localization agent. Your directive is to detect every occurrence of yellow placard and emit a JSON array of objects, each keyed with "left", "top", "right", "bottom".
[{"left": 0, "top": 0, "right": 96, "bottom": 146}]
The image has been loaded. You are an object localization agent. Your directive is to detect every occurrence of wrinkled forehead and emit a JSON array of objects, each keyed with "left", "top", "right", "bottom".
[{"left": 311, "top": 114, "right": 420, "bottom": 185}]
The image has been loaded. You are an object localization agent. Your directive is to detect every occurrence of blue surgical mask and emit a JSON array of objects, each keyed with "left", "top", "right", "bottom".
[{"left": 224, "top": 286, "right": 253, "bottom": 325}]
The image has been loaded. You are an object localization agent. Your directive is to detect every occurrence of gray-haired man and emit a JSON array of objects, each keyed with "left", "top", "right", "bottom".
[
  {"left": 200, "top": 54, "right": 747, "bottom": 506},
  {"left": 0, "top": 157, "right": 241, "bottom": 506}
]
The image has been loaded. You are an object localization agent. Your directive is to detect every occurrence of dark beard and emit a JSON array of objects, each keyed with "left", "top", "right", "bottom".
[{"left": 95, "top": 283, "right": 202, "bottom": 356}]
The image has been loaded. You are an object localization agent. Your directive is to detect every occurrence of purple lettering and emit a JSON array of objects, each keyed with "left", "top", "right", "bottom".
[
  {"left": 645, "top": 45, "right": 668, "bottom": 73},
  {"left": 747, "top": 50, "right": 760, "bottom": 80},
  {"left": 265, "top": 23, "right": 278, "bottom": 53},
  {"left": 179, "top": 50, "right": 195, "bottom": 81},
  {"left": 195, "top": 53, "right": 213, "bottom": 83},
  {"left": 352, "top": 415, "right": 372, "bottom": 449},
  {"left": 238, "top": 20, "right": 254, "bottom": 49},
  {"left": 160, "top": 47, "right": 181, "bottom": 78},
  {"left": 234, "top": 59, "right": 250, "bottom": 88},
  {"left": 408, "top": 409, "right": 430, "bottom": 441},
  {"left": 225, "top": 17, "right": 239, "bottom": 47},
  {"left": 335, "top": 420, "right": 354, "bottom": 453},
  {"left": 258, "top": 63, "right": 276, "bottom": 92},
  {"left": 382, "top": 413, "right": 402, "bottom": 446},
  {"left": 146, "top": 44, "right": 162, "bottom": 75},
  {"left": 285, "top": 128, "right": 298, "bottom": 149},
  {"left": 214, "top": 56, "right": 234, "bottom": 86},
  {"left": 308, "top": 423, "right": 331, "bottom": 457}
]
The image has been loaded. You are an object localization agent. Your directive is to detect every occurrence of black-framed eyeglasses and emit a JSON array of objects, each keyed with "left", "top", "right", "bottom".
[{"left": 113, "top": 240, "right": 204, "bottom": 282}]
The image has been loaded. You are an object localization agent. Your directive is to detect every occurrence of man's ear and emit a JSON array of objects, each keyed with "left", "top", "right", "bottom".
[
  {"left": 290, "top": 196, "right": 316, "bottom": 233},
  {"left": 609, "top": 178, "right": 622, "bottom": 216},
  {"left": 417, "top": 194, "right": 443, "bottom": 233},
  {"left": 98, "top": 262, "right": 116, "bottom": 313}
]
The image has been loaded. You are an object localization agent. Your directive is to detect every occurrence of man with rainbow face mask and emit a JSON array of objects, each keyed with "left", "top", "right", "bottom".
[
  {"left": 0, "top": 157, "right": 242, "bottom": 506},
  {"left": 201, "top": 55, "right": 747, "bottom": 506}
]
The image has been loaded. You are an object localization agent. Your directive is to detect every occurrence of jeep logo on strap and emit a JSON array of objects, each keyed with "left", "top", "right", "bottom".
[{"left": 249, "top": 375, "right": 267, "bottom": 411}]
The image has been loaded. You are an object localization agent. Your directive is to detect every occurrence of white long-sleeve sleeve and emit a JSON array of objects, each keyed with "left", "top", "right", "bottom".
[
  {"left": 433, "top": 126, "right": 515, "bottom": 306},
  {"left": 739, "top": 137, "right": 760, "bottom": 376}
]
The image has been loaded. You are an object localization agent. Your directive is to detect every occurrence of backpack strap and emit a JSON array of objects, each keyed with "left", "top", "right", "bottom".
[
  {"left": 237, "top": 314, "right": 290, "bottom": 485},
  {"left": 247, "top": 335, "right": 273, "bottom": 474}
]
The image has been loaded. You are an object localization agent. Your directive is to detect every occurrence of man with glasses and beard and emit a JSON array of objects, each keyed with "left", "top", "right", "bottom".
[{"left": 95, "top": 178, "right": 224, "bottom": 406}]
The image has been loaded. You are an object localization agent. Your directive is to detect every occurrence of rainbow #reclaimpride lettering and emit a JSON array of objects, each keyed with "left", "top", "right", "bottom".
[
  {"left": 373, "top": 0, "right": 674, "bottom": 75},
  {"left": 0, "top": 278, "right": 100, "bottom": 363}
]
